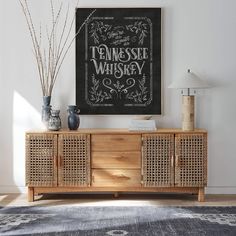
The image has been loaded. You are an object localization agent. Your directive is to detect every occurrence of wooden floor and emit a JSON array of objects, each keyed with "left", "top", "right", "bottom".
[{"left": 0, "top": 193, "right": 236, "bottom": 207}]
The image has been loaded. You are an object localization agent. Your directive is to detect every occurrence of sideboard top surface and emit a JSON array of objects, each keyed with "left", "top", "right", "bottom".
[{"left": 26, "top": 128, "right": 207, "bottom": 135}]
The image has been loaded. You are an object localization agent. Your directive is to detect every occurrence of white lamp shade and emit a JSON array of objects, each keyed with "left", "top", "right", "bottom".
[{"left": 168, "top": 69, "right": 209, "bottom": 89}]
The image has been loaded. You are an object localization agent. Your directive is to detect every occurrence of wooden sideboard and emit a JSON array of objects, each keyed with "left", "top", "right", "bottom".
[{"left": 25, "top": 129, "right": 207, "bottom": 202}]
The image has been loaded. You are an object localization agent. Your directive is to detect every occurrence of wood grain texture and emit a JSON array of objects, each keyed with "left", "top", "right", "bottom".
[
  {"left": 33, "top": 186, "right": 200, "bottom": 194},
  {"left": 28, "top": 187, "right": 34, "bottom": 202},
  {"left": 91, "top": 134, "right": 141, "bottom": 152},
  {"left": 26, "top": 128, "right": 207, "bottom": 135},
  {"left": 198, "top": 188, "right": 205, "bottom": 202},
  {"left": 26, "top": 129, "right": 207, "bottom": 202},
  {"left": 182, "top": 96, "right": 194, "bottom": 131},
  {"left": 92, "top": 169, "right": 141, "bottom": 187},
  {"left": 5, "top": 193, "right": 236, "bottom": 206},
  {"left": 92, "top": 151, "right": 141, "bottom": 169}
]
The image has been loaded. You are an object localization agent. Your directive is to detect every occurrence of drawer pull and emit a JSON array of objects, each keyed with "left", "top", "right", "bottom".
[
  {"left": 171, "top": 155, "right": 174, "bottom": 168},
  {"left": 176, "top": 155, "right": 180, "bottom": 167},
  {"left": 112, "top": 137, "right": 124, "bottom": 141}
]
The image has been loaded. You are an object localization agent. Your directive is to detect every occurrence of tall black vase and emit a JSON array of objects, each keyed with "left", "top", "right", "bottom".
[
  {"left": 42, "top": 96, "right": 51, "bottom": 127},
  {"left": 67, "top": 105, "right": 80, "bottom": 130},
  {"left": 43, "top": 96, "right": 51, "bottom": 106}
]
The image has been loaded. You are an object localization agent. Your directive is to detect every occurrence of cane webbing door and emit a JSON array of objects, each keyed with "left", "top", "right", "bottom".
[
  {"left": 58, "top": 134, "right": 90, "bottom": 187},
  {"left": 175, "top": 134, "right": 207, "bottom": 187},
  {"left": 142, "top": 134, "right": 174, "bottom": 187},
  {"left": 26, "top": 134, "right": 57, "bottom": 187}
]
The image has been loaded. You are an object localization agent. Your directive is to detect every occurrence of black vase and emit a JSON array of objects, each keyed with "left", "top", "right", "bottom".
[
  {"left": 42, "top": 96, "right": 51, "bottom": 126},
  {"left": 67, "top": 105, "right": 80, "bottom": 130},
  {"left": 43, "top": 96, "right": 51, "bottom": 106}
]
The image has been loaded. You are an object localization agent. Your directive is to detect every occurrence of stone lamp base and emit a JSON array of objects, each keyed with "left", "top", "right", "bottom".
[{"left": 182, "top": 95, "right": 194, "bottom": 131}]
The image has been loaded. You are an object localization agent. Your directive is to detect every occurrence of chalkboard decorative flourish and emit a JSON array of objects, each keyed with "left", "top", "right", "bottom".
[
  {"left": 102, "top": 78, "right": 135, "bottom": 99},
  {"left": 89, "top": 74, "right": 148, "bottom": 105},
  {"left": 89, "top": 21, "right": 112, "bottom": 44},
  {"left": 89, "top": 75, "right": 112, "bottom": 103},
  {"left": 89, "top": 20, "right": 148, "bottom": 46},
  {"left": 126, "top": 21, "right": 148, "bottom": 45},
  {"left": 126, "top": 75, "right": 148, "bottom": 103}
]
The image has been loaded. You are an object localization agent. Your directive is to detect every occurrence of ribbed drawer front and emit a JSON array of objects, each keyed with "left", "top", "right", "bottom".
[
  {"left": 92, "top": 151, "right": 141, "bottom": 169},
  {"left": 92, "top": 169, "right": 141, "bottom": 187},
  {"left": 91, "top": 134, "right": 141, "bottom": 152}
]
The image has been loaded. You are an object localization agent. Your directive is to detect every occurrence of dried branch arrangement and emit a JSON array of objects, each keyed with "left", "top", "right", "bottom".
[{"left": 19, "top": 0, "right": 95, "bottom": 96}]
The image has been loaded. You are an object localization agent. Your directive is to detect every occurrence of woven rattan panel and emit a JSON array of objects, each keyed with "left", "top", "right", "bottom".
[
  {"left": 175, "top": 134, "right": 207, "bottom": 187},
  {"left": 58, "top": 134, "right": 90, "bottom": 187},
  {"left": 26, "top": 134, "right": 57, "bottom": 187},
  {"left": 142, "top": 134, "right": 174, "bottom": 187}
]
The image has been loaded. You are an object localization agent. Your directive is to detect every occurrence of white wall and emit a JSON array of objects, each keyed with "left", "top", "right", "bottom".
[{"left": 0, "top": 0, "right": 236, "bottom": 194}]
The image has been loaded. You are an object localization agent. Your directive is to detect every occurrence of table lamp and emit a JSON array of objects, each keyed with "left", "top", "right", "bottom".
[{"left": 168, "top": 69, "right": 209, "bottom": 131}]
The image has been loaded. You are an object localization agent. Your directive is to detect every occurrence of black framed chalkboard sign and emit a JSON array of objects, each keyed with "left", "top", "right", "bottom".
[{"left": 76, "top": 8, "right": 161, "bottom": 115}]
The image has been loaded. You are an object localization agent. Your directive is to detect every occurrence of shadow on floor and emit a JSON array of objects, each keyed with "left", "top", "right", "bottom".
[{"left": 0, "top": 194, "right": 21, "bottom": 207}]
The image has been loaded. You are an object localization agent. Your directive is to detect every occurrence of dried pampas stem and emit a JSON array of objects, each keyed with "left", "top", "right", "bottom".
[{"left": 19, "top": 0, "right": 96, "bottom": 96}]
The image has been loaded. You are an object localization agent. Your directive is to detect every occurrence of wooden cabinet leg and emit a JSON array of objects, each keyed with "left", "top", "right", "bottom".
[
  {"left": 198, "top": 188, "right": 205, "bottom": 202},
  {"left": 114, "top": 192, "right": 119, "bottom": 198},
  {"left": 28, "top": 187, "right": 34, "bottom": 202}
]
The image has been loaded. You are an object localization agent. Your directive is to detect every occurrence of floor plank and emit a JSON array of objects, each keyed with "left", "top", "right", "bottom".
[{"left": 0, "top": 193, "right": 236, "bottom": 207}]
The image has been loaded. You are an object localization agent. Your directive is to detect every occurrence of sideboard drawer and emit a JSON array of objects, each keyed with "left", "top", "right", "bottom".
[
  {"left": 91, "top": 134, "right": 141, "bottom": 152},
  {"left": 92, "top": 151, "right": 141, "bottom": 169},
  {"left": 92, "top": 169, "right": 141, "bottom": 187}
]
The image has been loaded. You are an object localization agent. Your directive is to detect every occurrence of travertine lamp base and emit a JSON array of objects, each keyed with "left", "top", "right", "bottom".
[{"left": 182, "top": 95, "right": 194, "bottom": 131}]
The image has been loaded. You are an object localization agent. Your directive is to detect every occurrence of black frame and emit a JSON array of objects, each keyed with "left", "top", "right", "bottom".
[{"left": 76, "top": 8, "right": 161, "bottom": 114}]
